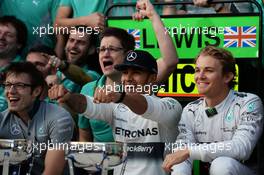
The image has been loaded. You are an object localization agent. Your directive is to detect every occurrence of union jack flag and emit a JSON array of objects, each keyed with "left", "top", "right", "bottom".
[
  {"left": 127, "top": 29, "right": 140, "bottom": 49},
  {"left": 224, "top": 26, "right": 256, "bottom": 48}
]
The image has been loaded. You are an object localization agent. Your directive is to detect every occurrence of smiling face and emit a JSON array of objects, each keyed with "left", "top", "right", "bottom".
[
  {"left": 0, "top": 23, "right": 20, "bottom": 58},
  {"left": 99, "top": 36, "right": 126, "bottom": 77},
  {"left": 194, "top": 54, "right": 233, "bottom": 98},
  {"left": 65, "top": 30, "right": 91, "bottom": 65},
  {"left": 121, "top": 68, "right": 156, "bottom": 94},
  {"left": 4, "top": 73, "right": 41, "bottom": 114}
]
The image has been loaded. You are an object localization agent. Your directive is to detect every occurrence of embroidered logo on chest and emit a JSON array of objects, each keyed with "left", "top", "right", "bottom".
[
  {"left": 10, "top": 124, "right": 22, "bottom": 136},
  {"left": 225, "top": 110, "right": 234, "bottom": 122}
]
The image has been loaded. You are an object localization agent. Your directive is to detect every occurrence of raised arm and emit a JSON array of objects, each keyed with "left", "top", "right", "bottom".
[
  {"left": 48, "top": 84, "right": 87, "bottom": 113},
  {"left": 54, "top": 6, "right": 105, "bottom": 29},
  {"left": 92, "top": 88, "right": 182, "bottom": 127},
  {"left": 135, "top": 0, "right": 178, "bottom": 83},
  {"left": 54, "top": 4, "right": 104, "bottom": 57},
  {"left": 48, "top": 85, "right": 115, "bottom": 124}
]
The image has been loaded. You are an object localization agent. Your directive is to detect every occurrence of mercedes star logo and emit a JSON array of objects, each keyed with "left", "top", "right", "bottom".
[
  {"left": 11, "top": 124, "right": 22, "bottom": 136},
  {"left": 126, "top": 51, "right": 137, "bottom": 61}
]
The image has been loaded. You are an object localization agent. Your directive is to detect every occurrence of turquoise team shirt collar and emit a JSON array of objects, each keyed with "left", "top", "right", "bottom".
[
  {"left": 0, "top": 55, "right": 22, "bottom": 72},
  {"left": 59, "top": 0, "right": 107, "bottom": 17},
  {"left": 97, "top": 75, "right": 107, "bottom": 87}
]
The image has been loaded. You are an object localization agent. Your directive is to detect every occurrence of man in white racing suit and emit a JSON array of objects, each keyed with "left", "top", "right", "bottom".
[
  {"left": 162, "top": 46, "right": 263, "bottom": 175},
  {"left": 48, "top": 50, "right": 182, "bottom": 175}
]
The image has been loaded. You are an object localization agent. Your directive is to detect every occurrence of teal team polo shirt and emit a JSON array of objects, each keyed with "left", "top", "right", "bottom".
[
  {"left": 78, "top": 75, "right": 114, "bottom": 142},
  {"left": 59, "top": 0, "right": 107, "bottom": 17},
  {"left": 0, "top": 0, "right": 59, "bottom": 52}
]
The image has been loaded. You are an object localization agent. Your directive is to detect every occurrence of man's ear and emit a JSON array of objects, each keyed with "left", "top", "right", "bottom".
[
  {"left": 148, "top": 73, "right": 157, "bottom": 84},
  {"left": 224, "top": 72, "right": 235, "bottom": 84},
  {"left": 32, "top": 86, "right": 43, "bottom": 98}
]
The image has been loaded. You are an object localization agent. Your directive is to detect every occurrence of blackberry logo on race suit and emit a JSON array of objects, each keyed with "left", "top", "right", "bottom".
[{"left": 195, "top": 131, "right": 207, "bottom": 135}]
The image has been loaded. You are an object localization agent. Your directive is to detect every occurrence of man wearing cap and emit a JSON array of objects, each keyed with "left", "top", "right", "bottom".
[
  {"left": 76, "top": 0, "right": 179, "bottom": 143},
  {"left": 48, "top": 49, "right": 182, "bottom": 175}
]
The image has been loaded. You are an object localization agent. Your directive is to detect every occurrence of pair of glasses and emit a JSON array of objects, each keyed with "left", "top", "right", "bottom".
[
  {"left": 96, "top": 46, "right": 123, "bottom": 53},
  {"left": 2, "top": 82, "right": 32, "bottom": 91}
]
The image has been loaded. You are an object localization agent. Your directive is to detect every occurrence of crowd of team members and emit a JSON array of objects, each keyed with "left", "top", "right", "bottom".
[{"left": 0, "top": 0, "right": 263, "bottom": 175}]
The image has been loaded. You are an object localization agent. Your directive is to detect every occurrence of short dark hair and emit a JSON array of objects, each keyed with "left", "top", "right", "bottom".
[
  {"left": 195, "top": 46, "right": 237, "bottom": 89},
  {"left": 100, "top": 27, "right": 135, "bottom": 52},
  {"left": 28, "top": 44, "right": 56, "bottom": 56},
  {"left": 4, "top": 62, "right": 46, "bottom": 90},
  {"left": 0, "top": 16, "right": 28, "bottom": 53}
]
